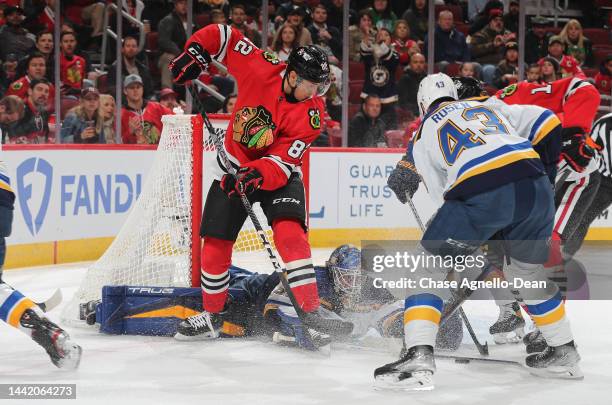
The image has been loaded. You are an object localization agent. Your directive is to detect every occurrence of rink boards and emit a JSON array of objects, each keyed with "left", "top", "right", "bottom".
[{"left": 2, "top": 123, "right": 612, "bottom": 268}]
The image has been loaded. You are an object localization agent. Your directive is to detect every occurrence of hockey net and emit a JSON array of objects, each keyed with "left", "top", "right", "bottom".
[{"left": 61, "top": 114, "right": 273, "bottom": 322}]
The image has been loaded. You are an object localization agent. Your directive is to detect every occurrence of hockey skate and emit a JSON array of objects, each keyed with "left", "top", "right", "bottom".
[
  {"left": 489, "top": 302, "right": 525, "bottom": 344},
  {"left": 523, "top": 328, "right": 549, "bottom": 353},
  {"left": 374, "top": 345, "right": 436, "bottom": 391},
  {"left": 21, "top": 309, "right": 82, "bottom": 370},
  {"left": 174, "top": 311, "right": 224, "bottom": 341},
  {"left": 525, "top": 341, "right": 583, "bottom": 379}
]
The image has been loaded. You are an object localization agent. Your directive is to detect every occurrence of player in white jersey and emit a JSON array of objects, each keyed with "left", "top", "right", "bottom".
[
  {"left": 0, "top": 139, "right": 82, "bottom": 369},
  {"left": 376, "top": 73, "right": 581, "bottom": 391}
]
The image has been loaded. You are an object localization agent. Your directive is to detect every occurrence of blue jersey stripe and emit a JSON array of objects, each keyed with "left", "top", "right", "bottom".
[
  {"left": 456, "top": 141, "right": 533, "bottom": 178},
  {"left": 0, "top": 173, "right": 10, "bottom": 185},
  {"left": 405, "top": 293, "right": 444, "bottom": 312},
  {"left": 526, "top": 291, "right": 563, "bottom": 315},
  {"left": 0, "top": 290, "right": 24, "bottom": 322},
  {"left": 529, "top": 110, "right": 555, "bottom": 141}
]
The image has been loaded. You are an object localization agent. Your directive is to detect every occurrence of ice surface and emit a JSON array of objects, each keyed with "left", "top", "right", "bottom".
[{"left": 1, "top": 248, "right": 610, "bottom": 405}]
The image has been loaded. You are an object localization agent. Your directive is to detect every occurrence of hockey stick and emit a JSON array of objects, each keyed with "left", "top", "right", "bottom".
[
  {"left": 36, "top": 289, "right": 63, "bottom": 312},
  {"left": 188, "top": 85, "right": 352, "bottom": 336},
  {"left": 405, "top": 193, "right": 489, "bottom": 356}
]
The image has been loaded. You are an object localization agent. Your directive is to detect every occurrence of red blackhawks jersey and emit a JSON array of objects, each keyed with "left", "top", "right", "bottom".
[
  {"left": 495, "top": 77, "right": 600, "bottom": 134},
  {"left": 186, "top": 24, "right": 325, "bottom": 191},
  {"left": 60, "top": 53, "right": 86, "bottom": 90}
]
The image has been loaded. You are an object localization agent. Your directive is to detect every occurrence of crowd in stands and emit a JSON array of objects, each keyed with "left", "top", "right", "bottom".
[{"left": 0, "top": 0, "right": 609, "bottom": 148}]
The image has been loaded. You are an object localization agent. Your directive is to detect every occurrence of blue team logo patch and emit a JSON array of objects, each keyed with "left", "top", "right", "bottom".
[{"left": 16, "top": 157, "right": 53, "bottom": 236}]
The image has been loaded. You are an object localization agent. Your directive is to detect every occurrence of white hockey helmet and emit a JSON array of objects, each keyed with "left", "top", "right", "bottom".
[{"left": 416, "top": 73, "right": 458, "bottom": 116}]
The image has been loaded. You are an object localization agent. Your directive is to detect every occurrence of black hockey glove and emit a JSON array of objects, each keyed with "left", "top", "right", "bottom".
[
  {"left": 169, "top": 43, "right": 212, "bottom": 84},
  {"left": 221, "top": 167, "right": 263, "bottom": 198},
  {"left": 387, "top": 155, "right": 421, "bottom": 203},
  {"left": 559, "top": 127, "right": 596, "bottom": 173}
]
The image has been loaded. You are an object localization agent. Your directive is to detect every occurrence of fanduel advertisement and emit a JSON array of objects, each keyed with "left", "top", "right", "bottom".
[{"left": 4, "top": 150, "right": 154, "bottom": 244}]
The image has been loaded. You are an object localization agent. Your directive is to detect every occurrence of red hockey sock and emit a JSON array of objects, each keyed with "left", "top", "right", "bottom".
[
  {"left": 544, "top": 231, "right": 563, "bottom": 268},
  {"left": 201, "top": 237, "right": 234, "bottom": 313},
  {"left": 272, "top": 219, "right": 319, "bottom": 312}
]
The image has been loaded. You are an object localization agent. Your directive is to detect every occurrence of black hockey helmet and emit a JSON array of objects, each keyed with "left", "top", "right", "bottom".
[
  {"left": 452, "top": 76, "right": 488, "bottom": 99},
  {"left": 286, "top": 45, "right": 331, "bottom": 96}
]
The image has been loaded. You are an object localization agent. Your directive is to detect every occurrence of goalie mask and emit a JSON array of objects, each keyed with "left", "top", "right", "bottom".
[{"left": 327, "top": 244, "right": 363, "bottom": 300}]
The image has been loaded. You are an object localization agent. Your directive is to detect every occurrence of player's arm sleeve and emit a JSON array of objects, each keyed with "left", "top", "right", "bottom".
[
  {"left": 242, "top": 129, "right": 319, "bottom": 190},
  {"left": 495, "top": 101, "right": 561, "bottom": 183},
  {"left": 185, "top": 24, "right": 253, "bottom": 82},
  {"left": 561, "top": 79, "right": 601, "bottom": 133}
]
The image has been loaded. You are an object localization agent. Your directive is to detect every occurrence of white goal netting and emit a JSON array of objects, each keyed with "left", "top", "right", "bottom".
[{"left": 62, "top": 114, "right": 271, "bottom": 322}]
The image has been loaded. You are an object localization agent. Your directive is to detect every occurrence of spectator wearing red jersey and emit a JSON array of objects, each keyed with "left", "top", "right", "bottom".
[
  {"left": 36, "top": 0, "right": 55, "bottom": 32},
  {"left": 59, "top": 31, "right": 87, "bottom": 96},
  {"left": 540, "top": 36, "right": 584, "bottom": 78},
  {"left": 7, "top": 79, "right": 50, "bottom": 144},
  {"left": 392, "top": 19, "right": 419, "bottom": 66},
  {"left": 6, "top": 53, "right": 56, "bottom": 112},
  {"left": 120, "top": 74, "right": 172, "bottom": 144},
  {"left": 595, "top": 55, "right": 612, "bottom": 95}
]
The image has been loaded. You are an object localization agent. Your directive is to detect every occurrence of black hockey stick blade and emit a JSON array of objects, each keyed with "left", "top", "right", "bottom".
[
  {"left": 458, "top": 309, "right": 489, "bottom": 356},
  {"left": 36, "top": 289, "right": 63, "bottom": 312}
]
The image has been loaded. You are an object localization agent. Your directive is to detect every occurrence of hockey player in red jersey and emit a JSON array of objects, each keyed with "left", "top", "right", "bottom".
[{"left": 167, "top": 24, "right": 351, "bottom": 339}]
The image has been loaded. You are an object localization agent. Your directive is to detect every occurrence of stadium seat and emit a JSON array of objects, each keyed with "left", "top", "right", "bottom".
[
  {"left": 455, "top": 22, "right": 469, "bottom": 36},
  {"left": 485, "top": 85, "right": 498, "bottom": 96},
  {"left": 594, "top": 49, "right": 612, "bottom": 66},
  {"left": 349, "top": 80, "right": 364, "bottom": 103},
  {"left": 146, "top": 32, "right": 159, "bottom": 52},
  {"left": 444, "top": 62, "right": 461, "bottom": 77},
  {"left": 195, "top": 13, "right": 211, "bottom": 28},
  {"left": 544, "top": 27, "right": 561, "bottom": 35},
  {"left": 97, "top": 73, "right": 108, "bottom": 93},
  {"left": 583, "top": 68, "right": 598, "bottom": 78},
  {"left": 328, "top": 126, "right": 342, "bottom": 146},
  {"left": 584, "top": 28, "right": 610, "bottom": 46},
  {"left": 60, "top": 97, "right": 79, "bottom": 120},
  {"left": 349, "top": 61, "right": 365, "bottom": 81},
  {"left": 435, "top": 5, "right": 464, "bottom": 22},
  {"left": 349, "top": 103, "right": 361, "bottom": 119},
  {"left": 385, "top": 130, "right": 406, "bottom": 148}
]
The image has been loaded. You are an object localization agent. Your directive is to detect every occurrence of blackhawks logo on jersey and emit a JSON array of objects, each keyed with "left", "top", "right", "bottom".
[
  {"left": 308, "top": 108, "right": 321, "bottom": 129},
  {"left": 233, "top": 106, "right": 276, "bottom": 149},
  {"left": 262, "top": 51, "right": 280, "bottom": 65},
  {"left": 499, "top": 83, "right": 518, "bottom": 99}
]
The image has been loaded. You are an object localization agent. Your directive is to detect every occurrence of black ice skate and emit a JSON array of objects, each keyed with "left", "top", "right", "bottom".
[
  {"left": 525, "top": 341, "right": 583, "bottom": 379},
  {"left": 21, "top": 309, "right": 82, "bottom": 370},
  {"left": 301, "top": 308, "right": 353, "bottom": 337},
  {"left": 523, "top": 328, "right": 548, "bottom": 353},
  {"left": 174, "top": 311, "right": 224, "bottom": 341},
  {"left": 489, "top": 302, "right": 525, "bottom": 344},
  {"left": 374, "top": 345, "right": 436, "bottom": 391}
]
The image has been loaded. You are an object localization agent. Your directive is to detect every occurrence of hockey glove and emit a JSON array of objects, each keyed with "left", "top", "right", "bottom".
[
  {"left": 387, "top": 155, "right": 421, "bottom": 203},
  {"left": 220, "top": 167, "right": 263, "bottom": 198},
  {"left": 559, "top": 127, "right": 596, "bottom": 173},
  {"left": 169, "top": 43, "right": 212, "bottom": 84}
]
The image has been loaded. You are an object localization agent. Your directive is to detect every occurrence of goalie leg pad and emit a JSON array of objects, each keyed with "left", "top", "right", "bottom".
[{"left": 201, "top": 237, "right": 234, "bottom": 313}]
